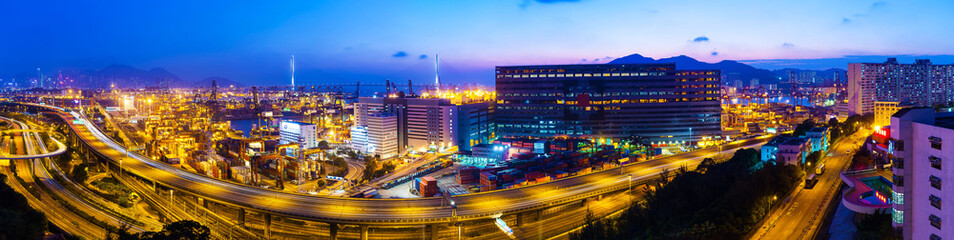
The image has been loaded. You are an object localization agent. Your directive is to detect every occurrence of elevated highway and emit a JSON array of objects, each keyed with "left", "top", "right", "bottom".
[{"left": 9, "top": 102, "right": 770, "bottom": 238}]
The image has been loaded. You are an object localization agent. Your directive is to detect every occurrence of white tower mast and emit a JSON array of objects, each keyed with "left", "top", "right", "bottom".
[
  {"left": 435, "top": 54, "right": 440, "bottom": 93},
  {"left": 291, "top": 54, "right": 295, "bottom": 87}
]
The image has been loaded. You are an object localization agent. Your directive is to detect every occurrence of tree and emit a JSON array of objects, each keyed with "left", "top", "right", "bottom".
[
  {"left": 806, "top": 151, "right": 823, "bottom": 167},
  {"left": 157, "top": 220, "right": 210, "bottom": 240},
  {"left": 317, "top": 140, "right": 329, "bottom": 148},
  {"left": 0, "top": 174, "right": 47, "bottom": 240},
  {"left": 108, "top": 220, "right": 210, "bottom": 240},
  {"left": 792, "top": 119, "right": 815, "bottom": 137},
  {"left": 72, "top": 163, "right": 89, "bottom": 183}
]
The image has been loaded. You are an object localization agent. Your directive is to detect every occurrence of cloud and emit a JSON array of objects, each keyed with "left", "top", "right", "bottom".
[
  {"left": 782, "top": 43, "right": 795, "bottom": 47},
  {"left": 581, "top": 58, "right": 587, "bottom": 62},
  {"left": 535, "top": 0, "right": 581, "bottom": 3},
  {"left": 711, "top": 51, "right": 718, "bottom": 56},
  {"left": 392, "top": 51, "right": 408, "bottom": 57},
  {"left": 520, "top": 0, "right": 581, "bottom": 9},
  {"left": 871, "top": 1, "right": 886, "bottom": 8},
  {"left": 692, "top": 36, "right": 709, "bottom": 43},
  {"left": 842, "top": 18, "right": 852, "bottom": 24},
  {"left": 419, "top": 54, "right": 427, "bottom": 59}
]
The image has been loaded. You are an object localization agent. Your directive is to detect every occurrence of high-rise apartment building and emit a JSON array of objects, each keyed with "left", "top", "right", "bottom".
[
  {"left": 848, "top": 58, "right": 954, "bottom": 115},
  {"left": 890, "top": 108, "right": 954, "bottom": 240},
  {"left": 495, "top": 63, "right": 722, "bottom": 145}
]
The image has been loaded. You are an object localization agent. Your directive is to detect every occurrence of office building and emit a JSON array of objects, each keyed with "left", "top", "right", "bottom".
[
  {"left": 366, "top": 112, "right": 398, "bottom": 158},
  {"left": 495, "top": 63, "right": 722, "bottom": 146},
  {"left": 848, "top": 58, "right": 954, "bottom": 115},
  {"left": 279, "top": 121, "right": 318, "bottom": 149},
  {"left": 353, "top": 97, "right": 494, "bottom": 153},
  {"left": 349, "top": 126, "right": 369, "bottom": 153}
]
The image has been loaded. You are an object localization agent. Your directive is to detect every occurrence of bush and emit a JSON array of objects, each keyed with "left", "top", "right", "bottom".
[{"left": 90, "top": 177, "right": 135, "bottom": 208}]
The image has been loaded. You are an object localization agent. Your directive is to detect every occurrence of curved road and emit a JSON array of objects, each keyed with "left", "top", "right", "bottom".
[{"left": 19, "top": 102, "right": 770, "bottom": 225}]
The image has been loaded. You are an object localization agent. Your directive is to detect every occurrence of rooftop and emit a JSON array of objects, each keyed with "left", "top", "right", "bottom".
[{"left": 934, "top": 116, "right": 954, "bottom": 130}]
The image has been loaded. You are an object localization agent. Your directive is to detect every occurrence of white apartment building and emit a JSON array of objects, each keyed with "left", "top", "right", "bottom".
[
  {"left": 848, "top": 58, "right": 954, "bottom": 115},
  {"left": 890, "top": 108, "right": 954, "bottom": 240}
]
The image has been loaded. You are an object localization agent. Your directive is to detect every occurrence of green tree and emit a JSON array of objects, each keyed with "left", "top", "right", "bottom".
[
  {"left": 0, "top": 174, "right": 47, "bottom": 240},
  {"left": 108, "top": 220, "right": 210, "bottom": 240},
  {"left": 792, "top": 119, "right": 815, "bottom": 137},
  {"left": 317, "top": 140, "right": 329, "bottom": 148},
  {"left": 72, "top": 163, "right": 89, "bottom": 183}
]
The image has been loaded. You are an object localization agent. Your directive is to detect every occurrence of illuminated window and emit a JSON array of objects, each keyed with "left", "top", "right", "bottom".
[{"left": 892, "top": 208, "right": 903, "bottom": 224}]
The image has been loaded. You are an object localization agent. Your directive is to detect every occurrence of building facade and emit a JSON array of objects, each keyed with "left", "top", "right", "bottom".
[
  {"left": 848, "top": 58, "right": 954, "bottom": 115},
  {"left": 495, "top": 63, "right": 722, "bottom": 145},
  {"left": 890, "top": 108, "right": 954, "bottom": 240},
  {"left": 279, "top": 121, "right": 318, "bottom": 149},
  {"left": 366, "top": 112, "right": 398, "bottom": 158},
  {"left": 354, "top": 97, "right": 494, "bottom": 153},
  {"left": 875, "top": 101, "right": 914, "bottom": 128}
]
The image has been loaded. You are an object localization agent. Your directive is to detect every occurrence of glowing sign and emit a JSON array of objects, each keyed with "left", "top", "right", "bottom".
[
  {"left": 874, "top": 126, "right": 889, "bottom": 137},
  {"left": 72, "top": 119, "right": 84, "bottom": 125}
]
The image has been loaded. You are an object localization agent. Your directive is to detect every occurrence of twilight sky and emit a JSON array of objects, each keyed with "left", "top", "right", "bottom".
[{"left": 1, "top": 0, "right": 953, "bottom": 86}]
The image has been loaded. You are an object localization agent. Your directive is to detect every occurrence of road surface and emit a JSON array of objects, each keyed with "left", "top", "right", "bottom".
[{"left": 751, "top": 130, "right": 871, "bottom": 240}]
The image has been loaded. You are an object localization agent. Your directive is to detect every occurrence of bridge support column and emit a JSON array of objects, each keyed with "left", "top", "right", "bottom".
[
  {"left": 360, "top": 225, "right": 369, "bottom": 240},
  {"left": 516, "top": 213, "right": 524, "bottom": 227},
  {"left": 198, "top": 197, "right": 208, "bottom": 209},
  {"left": 237, "top": 208, "right": 245, "bottom": 229},
  {"left": 597, "top": 194, "right": 603, "bottom": 201},
  {"left": 264, "top": 213, "right": 272, "bottom": 239},
  {"left": 428, "top": 224, "right": 439, "bottom": 240},
  {"left": 329, "top": 223, "right": 338, "bottom": 240}
]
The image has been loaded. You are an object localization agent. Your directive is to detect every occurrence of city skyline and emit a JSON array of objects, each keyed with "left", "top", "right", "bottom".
[{"left": 2, "top": 0, "right": 954, "bottom": 86}]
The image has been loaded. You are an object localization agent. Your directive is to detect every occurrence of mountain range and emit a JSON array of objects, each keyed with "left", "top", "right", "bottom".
[
  {"left": 5, "top": 64, "right": 244, "bottom": 89},
  {"left": 609, "top": 53, "right": 845, "bottom": 87}
]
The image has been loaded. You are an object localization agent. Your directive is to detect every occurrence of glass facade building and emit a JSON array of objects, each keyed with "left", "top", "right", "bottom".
[{"left": 495, "top": 63, "right": 722, "bottom": 145}]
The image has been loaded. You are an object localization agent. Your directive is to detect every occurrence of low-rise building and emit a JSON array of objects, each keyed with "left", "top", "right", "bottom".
[
  {"left": 777, "top": 137, "right": 812, "bottom": 166},
  {"left": 804, "top": 127, "right": 830, "bottom": 153}
]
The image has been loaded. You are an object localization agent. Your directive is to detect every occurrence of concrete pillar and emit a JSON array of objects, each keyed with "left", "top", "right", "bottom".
[
  {"left": 264, "top": 213, "right": 272, "bottom": 239},
  {"left": 428, "top": 224, "right": 439, "bottom": 240},
  {"left": 329, "top": 223, "right": 338, "bottom": 240},
  {"left": 515, "top": 213, "right": 524, "bottom": 227},
  {"left": 360, "top": 225, "right": 369, "bottom": 240},
  {"left": 237, "top": 208, "right": 246, "bottom": 229},
  {"left": 597, "top": 194, "right": 603, "bottom": 201},
  {"left": 199, "top": 197, "right": 208, "bottom": 209}
]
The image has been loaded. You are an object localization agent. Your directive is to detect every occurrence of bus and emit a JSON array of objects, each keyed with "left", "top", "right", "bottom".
[
  {"left": 815, "top": 163, "right": 826, "bottom": 175},
  {"left": 804, "top": 174, "right": 819, "bottom": 189}
]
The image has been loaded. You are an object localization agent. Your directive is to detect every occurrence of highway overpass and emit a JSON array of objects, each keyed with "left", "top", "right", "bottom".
[{"left": 8, "top": 102, "right": 770, "bottom": 239}]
